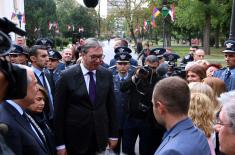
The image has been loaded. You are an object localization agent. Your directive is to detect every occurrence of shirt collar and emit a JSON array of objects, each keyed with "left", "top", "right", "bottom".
[
  {"left": 32, "top": 66, "right": 42, "bottom": 77},
  {"left": 80, "top": 62, "right": 96, "bottom": 76},
  {"left": 6, "top": 100, "right": 24, "bottom": 115},
  {"left": 118, "top": 73, "right": 129, "bottom": 80}
]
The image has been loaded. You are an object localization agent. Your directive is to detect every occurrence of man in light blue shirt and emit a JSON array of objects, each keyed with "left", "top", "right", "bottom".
[{"left": 152, "top": 77, "right": 211, "bottom": 155}]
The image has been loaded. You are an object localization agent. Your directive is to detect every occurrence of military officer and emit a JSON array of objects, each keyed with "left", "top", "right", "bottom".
[
  {"left": 214, "top": 40, "right": 235, "bottom": 91},
  {"left": 112, "top": 51, "right": 132, "bottom": 154},
  {"left": 35, "top": 38, "right": 54, "bottom": 50},
  {"left": 46, "top": 49, "right": 65, "bottom": 87},
  {"left": 109, "top": 47, "right": 136, "bottom": 76},
  {"left": 8, "top": 44, "right": 29, "bottom": 65}
]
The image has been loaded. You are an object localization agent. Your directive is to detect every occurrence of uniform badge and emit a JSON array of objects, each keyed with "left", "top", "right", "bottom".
[
  {"left": 226, "top": 42, "right": 234, "bottom": 48},
  {"left": 49, "top": 50, "right": 55, "bottom": 56},
  {"left": 41, "top": 39, "right": 47, "bottom": 45},
  {"left": 118, "top": 48, "right": 125, "bottom": 53},
  {"left": 120, "top": 54, "right": 126, "bottom": 60}
]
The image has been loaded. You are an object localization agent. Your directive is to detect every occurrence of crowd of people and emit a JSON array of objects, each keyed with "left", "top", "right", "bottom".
[{"left": 1, "top": 35, "right": 235, "bottom": 155}]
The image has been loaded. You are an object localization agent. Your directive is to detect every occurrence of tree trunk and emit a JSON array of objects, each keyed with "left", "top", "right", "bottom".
[
  {"left": 203, "top": 13, "right": 211, "bottom": 55},
  {"left": 215, "top": 23, "right": 220, "bottom": 48}
]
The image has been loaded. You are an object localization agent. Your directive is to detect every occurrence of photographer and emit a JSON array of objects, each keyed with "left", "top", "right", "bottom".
[{"left": 120, "top": 55, "right": 165, "bottom": 155}]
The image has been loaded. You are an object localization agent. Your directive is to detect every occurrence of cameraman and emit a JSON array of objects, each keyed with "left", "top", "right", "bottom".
[{"left": 120, "top": 55, "right": 165, "bottom": 155}]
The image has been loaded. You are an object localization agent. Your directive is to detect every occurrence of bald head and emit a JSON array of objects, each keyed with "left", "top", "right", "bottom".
[{"left": 194, "top": 49, "right": 205, "bottom": 61}]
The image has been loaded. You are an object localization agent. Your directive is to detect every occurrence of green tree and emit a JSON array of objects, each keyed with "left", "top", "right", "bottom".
[{"left": 25, "top": 0, "right": 57, "bottom": 42}]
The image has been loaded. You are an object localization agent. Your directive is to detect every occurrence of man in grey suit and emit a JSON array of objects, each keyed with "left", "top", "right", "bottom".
[
  {"left": 55, "top": 38, "right": 119, "bottom": 155},
  {"left": 152, "top": 77, "right": 211, "bottom": 155}
]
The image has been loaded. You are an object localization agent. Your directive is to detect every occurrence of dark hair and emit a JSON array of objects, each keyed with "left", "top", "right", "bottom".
[
  {"left": 191, "top": 46, "right": 199, "bottom": 49},
  {"left": 187, "top": 64, "right": 206, "bottom": 80},
  {"left": 29, "top": 45, "right": 47, "bottom": 57},
  {"left": 153, "top": 77, "right": 190, "bottom": 115}
]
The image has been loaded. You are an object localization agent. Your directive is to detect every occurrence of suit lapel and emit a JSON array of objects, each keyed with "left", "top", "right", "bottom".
[
  {"left": 4, "top": 102, "right": 48, "bottom": 152},
  {"left": 34, "top": 72, "right": 43, "bottom": 86},
  {"left": 95, "top": 67, "right": 105, "bottom": 106}
]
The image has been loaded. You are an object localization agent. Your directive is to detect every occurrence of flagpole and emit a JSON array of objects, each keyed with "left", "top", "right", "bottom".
[{"left": 229, "top": 0, "right": 235, "bottom": 40}]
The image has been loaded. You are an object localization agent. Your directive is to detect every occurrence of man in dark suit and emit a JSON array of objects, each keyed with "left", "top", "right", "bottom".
[
  {"left": 29, "top": 45, "right": 54, "bottom": 122},
  {"left": 54, "top": 38, "right": 119, "bottom": 155},
  {"left": 152, "top": 77, "right": 211, "bottom": 155},
  {"left": 0, "top": 66, "right": 49, "bottom": 155}
]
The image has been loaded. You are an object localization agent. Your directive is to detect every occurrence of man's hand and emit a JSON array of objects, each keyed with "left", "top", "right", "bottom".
[
  {"left": 57, "top": 148, "right": 67, "bottom": 155},
  {"left": 108, "top": 139, "right": 118, "bottom": 150}
]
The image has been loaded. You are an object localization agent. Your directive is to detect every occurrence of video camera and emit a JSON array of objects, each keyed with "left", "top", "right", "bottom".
[
  {"left": 0, "top": 17, "right": 27, "bottom": 100},
  {"left": 138, "top": 65, "right": 152, "bottom": 78},
  {"left": 167, "top": 61, "right": 186, "bottom": 79}
]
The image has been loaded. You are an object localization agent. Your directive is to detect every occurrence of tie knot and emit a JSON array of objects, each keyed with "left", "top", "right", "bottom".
[
  {"left": 41, "top": 71, "right": 45, "bottom": 76},
  {"left": 87, "top": 72, "right": 93, "bottom": 76}
]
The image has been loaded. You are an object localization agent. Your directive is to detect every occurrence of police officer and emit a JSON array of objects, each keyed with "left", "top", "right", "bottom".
[
  {"left": 181, "top": 46, "right": 198, "bottom": 64},
  {"left": 46, "top": 49, "right": 65, "bottom": 86},
  {"left": 214, "top": 40, "right": 235, "bottom": 91},
  {"left": 35, "top": 38, "right": 54, "bottom": 50},
  {"left": 109, "top": 39, "right": 138, "bottom": 67},
  {"left": 8, "top": 44, "right": 29, "bottom": 65},
  {"left": 112, "top": 52, "right": 132, "bottom": 154},
  {"left": 109, "top": 47, "right": 136, "bottom": 76}
]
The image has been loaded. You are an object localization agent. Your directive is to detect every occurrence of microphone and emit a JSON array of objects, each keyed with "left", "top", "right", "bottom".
[
  {"left": 0, "top": 123, "right": 8, "bottom": 135},
  {"left": 83, "top": 0, "right": 99, "bottom": 8}
]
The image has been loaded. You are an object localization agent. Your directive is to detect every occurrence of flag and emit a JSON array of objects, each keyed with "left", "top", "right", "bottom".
[
  {"left": 153, "top": 7, "right": 160, "bottom": 18},
  {"left": 48, "top": 21, "right": 52, "bottom": 30},
  {"left": 169, "top": 3, "right": 175, "bottom": 22},
  {"left": 11, "top": 12, "right": 17, "bottom": 21},
  {"left": 22, "top": 13, "right": 26, "bottom": 23},
  {"left": 151, "top": 15, "right": 156, "bottom": 28},
  {"left": 144, "top": 20, "right": 150, "bottom": 31}
]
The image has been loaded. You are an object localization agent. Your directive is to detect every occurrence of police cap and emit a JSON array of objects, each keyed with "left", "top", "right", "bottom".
[
  {"left": 114, "top": 46, "right": 132, "bottom": 54},
  {"left": 9, "top": 44, "right": 24, "bottom": 55},
  {"left": 114, "top": 52, "right": 132, "bottom": 62},
  {"left": 223, "top": 40, "right": 235, "bottom": 53},
  {"left": 48, "top": 49, "right": 62, "bottom": 60},
  {"left": 163, "top": 53, "right": 180, "bottom": 62},
  {"left": 150, "top": 48, "right": 166, "bottom": 58},
  {"left": 35, "top": 38, "right": 54, "bottom": 48}
]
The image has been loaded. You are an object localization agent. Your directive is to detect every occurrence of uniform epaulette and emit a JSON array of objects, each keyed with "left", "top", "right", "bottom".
[
  {"left": 108, "top": 65, "right": 116, "bottom": 70},
  {"left": 219, "top": 67, "right": 227, "bottom": 70},
  {"left": 131, "top": 65, "right": 137, "bottom": 69}
]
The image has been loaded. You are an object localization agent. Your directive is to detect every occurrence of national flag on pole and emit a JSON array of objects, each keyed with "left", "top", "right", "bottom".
[
  {"left": 152, "top": 7, "right": 160, "bottom": 18},
  {"left": 169, "top": 3, "right": 175, "bottom": 22},
  {"left": 11, "top": 12, "right": 18, "bottom": 22},
  {"left": 144, "top": 20, "right": 150, "bottom": 31},
  {"left": 22, "top": 13, "right": 26, "bottom": 23},
  {"left": 151, "top": 15, "right": 156, "bottom": 28}
]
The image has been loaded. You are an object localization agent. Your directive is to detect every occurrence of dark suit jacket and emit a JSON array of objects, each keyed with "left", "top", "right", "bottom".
[
  {"left": 0, "top": 102, "right": 48, "bottom": 155},
  {"left": 54, "top": 64, "right": 118, "bottom": 154}
]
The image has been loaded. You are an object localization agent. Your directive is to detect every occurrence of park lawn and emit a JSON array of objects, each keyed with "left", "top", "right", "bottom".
[{"left": 170, "top": 46, "right": 225, "bottom": 66}]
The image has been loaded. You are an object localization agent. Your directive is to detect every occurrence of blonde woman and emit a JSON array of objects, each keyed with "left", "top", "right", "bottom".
[
  {"left": 189, "top": 82, "right": 218, "bottom": 111},
  {"left": 189, "top": 93, "right": 215, "bottom": 155}
]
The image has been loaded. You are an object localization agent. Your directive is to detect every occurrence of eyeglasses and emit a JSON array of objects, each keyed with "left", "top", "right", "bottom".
[
  {"left": 89, "top": 54, "right": 105, "bottom": 61},
  {"left": 213, "top": 118, "right": 233, "bottom": 127}
]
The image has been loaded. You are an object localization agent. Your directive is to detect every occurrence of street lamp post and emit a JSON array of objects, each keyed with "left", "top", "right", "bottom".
[
  {"left": 162, "top": 5, "right": 169, "bottom": 48},
  {"left": 229, "top": 0, "right": 235, "bottom": 40}
]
